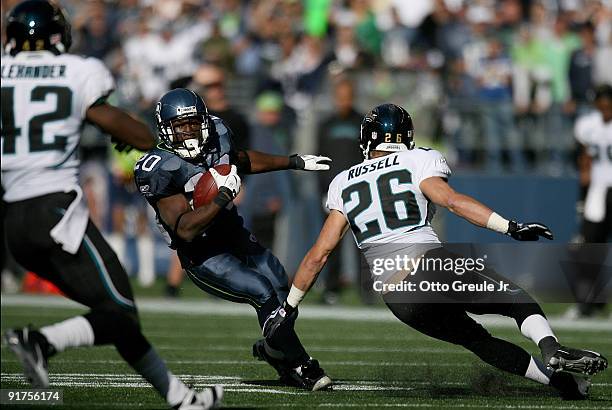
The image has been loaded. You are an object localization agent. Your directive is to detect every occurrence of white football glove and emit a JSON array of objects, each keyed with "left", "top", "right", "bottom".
[
  {"left": 209, "top": 165, "right": 241, "bottom": 198},
  {"left": 290, "top": 154, "right": 332, "bottom": 171}
]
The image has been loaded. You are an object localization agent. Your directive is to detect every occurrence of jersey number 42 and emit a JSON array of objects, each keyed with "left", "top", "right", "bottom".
[{"left": 1, "top": 86, "right": 72, "bottom": 154}]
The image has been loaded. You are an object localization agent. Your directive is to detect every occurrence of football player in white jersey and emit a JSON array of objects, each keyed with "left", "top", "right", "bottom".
[
  {"left": 263, "top": 104, "right": 608, "bottom": 400},
  {"left": 1, "top": 1, "right": 221, "bottom": 408},
  {"left": 570, "top": 84, "right": 612, "bottom": 317}
]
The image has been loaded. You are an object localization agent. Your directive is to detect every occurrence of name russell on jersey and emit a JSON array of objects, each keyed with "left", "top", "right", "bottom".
[
  {"left": 1, "top": 64, "right": 67, "bottom": 79},
  {"left": 348, "top": 155, "right": 400, "bottom": 180}
]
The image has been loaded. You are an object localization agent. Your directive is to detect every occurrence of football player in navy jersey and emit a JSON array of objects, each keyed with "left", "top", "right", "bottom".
[{"left": 134, "top": 88, "right": 333, "bottom": 391}]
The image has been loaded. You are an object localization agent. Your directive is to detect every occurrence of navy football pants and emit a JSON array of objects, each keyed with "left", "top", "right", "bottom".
[{"left": 184, "top": 248, "right": 289, "bottom": 309}]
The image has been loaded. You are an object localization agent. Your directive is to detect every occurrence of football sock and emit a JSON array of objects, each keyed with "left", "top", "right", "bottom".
[
  {"left": 465, "top": 337, "right": 531, "bottom": 376},
  {"left": 538, "top": 336, "right": 562, "bottom": 365},
  {"left": 520, "top": 314, "right": 559, "bottom": 362},
  {"left": 40, "top": 316, "right": 94, "bottom": 353},
  {"left": 263, "top": 339, "right": 286, "bottom": 360},
  {"left": 520, "top": 314, "right": 556, "bottom": 345},
  {"left": 131, "top": 348, "right": 189, "bottom": 406},
  {"left": 279, "top": 327, "right": 310, "bottom": 367},
  {"left": 525, "top": 356, "right": 553, "bottom": 385}
]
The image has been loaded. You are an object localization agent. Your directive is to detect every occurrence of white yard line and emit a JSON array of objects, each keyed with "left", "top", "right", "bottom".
[
  {"left": 0, "top": 358, "right": 471, "bottom": 367},
  {"left": 270, "top": 405, "right": 611, "bottom": 409},
  {"left": 148, "top": 345, "right": 470, "bottom": 354},
  {"left": 2, "top": 372, "right": 610, "bottom": 404},
  {"left": 3, "top": 373, "right": 610, "bottom": 388},
  {"left": 2, "top": 294, "right": 611, "bottom": 331}
]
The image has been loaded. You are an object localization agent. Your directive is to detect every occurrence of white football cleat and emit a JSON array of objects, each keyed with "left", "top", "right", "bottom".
[{"left": 173, "top": 386, "right": 223, "bottom": 410}]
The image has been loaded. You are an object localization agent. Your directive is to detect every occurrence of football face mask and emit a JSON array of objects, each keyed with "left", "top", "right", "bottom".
[{"left": 158, "top": 113, "right": 210, "bottom": 160}]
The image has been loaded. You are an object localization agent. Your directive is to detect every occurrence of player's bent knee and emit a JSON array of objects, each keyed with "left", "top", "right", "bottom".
[
  {"left": 509, "top": 303, "right": 546, "bottom": 328},
  {"left": 85, "top": 302, "right": 141, "bottom": 344}
]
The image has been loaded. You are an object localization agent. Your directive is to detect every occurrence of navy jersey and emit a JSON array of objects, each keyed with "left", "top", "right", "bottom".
[{"left": 134, "top": 116, "right": 254, "bottom": 265}]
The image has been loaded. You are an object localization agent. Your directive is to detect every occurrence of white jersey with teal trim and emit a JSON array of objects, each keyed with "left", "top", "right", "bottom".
[
  {"left": 574, "top": 111, "right": 612, "bottom": 223},
  {"left": 326, "top": 148, "right": 451, "bottom": 248},
  {"left": 1, "top": 51, "right": 114, "bottom": 202}
]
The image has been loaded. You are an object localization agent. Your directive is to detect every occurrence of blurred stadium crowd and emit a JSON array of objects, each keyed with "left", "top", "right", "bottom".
[{"left": 2, "top": 0, "right": 611, "bottom": 299}]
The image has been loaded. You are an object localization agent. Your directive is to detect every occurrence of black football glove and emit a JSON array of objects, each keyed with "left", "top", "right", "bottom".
[
  {"left": 507, "top": 220, "right": 554, "bottom": 241},
  {"left": 262, "top": 301, "right": 297, "bottom": 341},
  {"left": 111, "top": 137, "right": 134, "bottom": 153}
]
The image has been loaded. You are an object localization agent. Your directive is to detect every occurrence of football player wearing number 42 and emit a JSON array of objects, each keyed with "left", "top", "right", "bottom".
[
  {"left": 1, "top": 1, "right": 221, "bottom": 409},
  {"left": 264, "top": 104, "right": 608, "bottom": 400},
  {"left": 133, "top": 88, "right": 333, "bottom": 391}
]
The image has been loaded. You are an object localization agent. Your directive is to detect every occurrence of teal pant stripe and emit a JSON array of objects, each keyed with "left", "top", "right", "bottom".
[
  {"left": 83, "top": 235, "right": 135, "bottom": 309},
  {"left": 185, "top": 268, "right": 262, "bottom": 309}
]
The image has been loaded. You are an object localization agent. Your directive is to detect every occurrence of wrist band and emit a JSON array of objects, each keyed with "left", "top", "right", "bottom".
[
  {"left": 288, "top": 154, "right": 303, "bottom": 170},
  {"left": 287, "top": 285, "right": 306, "bottom": 308},
  {"left": 487, "top": 212, "right": 510, "bottom": 234},
  {"left": 213, "top": 188, "right": 232, "bottom": 208}
]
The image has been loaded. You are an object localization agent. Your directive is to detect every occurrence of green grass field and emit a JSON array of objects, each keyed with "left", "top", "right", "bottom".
[{"left": 1, "top": 293, "right": 611, "bottom": 409}]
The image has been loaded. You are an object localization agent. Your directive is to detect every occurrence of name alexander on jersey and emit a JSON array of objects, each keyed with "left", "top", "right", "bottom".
[
  {"left": 1, "top": 63, "right": 66, "bottom": 79},
  {"left": 348, "top": 155, "right": 400, "bottom": 180}
]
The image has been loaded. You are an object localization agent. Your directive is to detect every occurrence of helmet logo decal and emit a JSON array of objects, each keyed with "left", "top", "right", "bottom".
[{"left": 177, "top": 106, "right": 197, "bottom": 115}]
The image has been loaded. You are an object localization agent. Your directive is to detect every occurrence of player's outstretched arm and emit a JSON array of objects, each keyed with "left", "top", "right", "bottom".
[
  {"left": 292, "top": 210, "right": 349, "bottom": 295},
  {"left": 86, "top": 103, "right": 155, "bottom": 151},
  {"left": 263, "top": 211, "right": 348, "bottom": 338},
  {"left": 236, "top": 150, "right": 331, "bottom": 174},
  {"left": 420, "top": 176, "right": 553, "bottom": 241}
]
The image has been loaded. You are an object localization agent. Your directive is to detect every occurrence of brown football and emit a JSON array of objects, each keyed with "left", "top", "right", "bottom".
[{"left": 193, "top": 164, "right": 232, "bottom": 208}]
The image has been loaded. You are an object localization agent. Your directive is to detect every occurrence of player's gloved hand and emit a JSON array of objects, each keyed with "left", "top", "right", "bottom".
[
  {"left": 507, "top": 220, "right": 554, "bottom": 241},
  {"left": 262, "top": 301, "right": 297, "bottom": 340},
  {"left": 111, "top": 137, "right": 134, "bottom": 153},
  {"left": 289, "top": 154, "right": 332, "bottom": 171},
  {"left": 209, "top": 165, "right": 241, "bottom": 198}
]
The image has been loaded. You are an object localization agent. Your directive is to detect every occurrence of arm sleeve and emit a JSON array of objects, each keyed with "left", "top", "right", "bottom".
[
  {"left": 80, "top": 58, "right": 115, "bottom": 117},
  {"left": 415, "top": 149, "right": 452, "bottom": 187},
  {"left": 325, "top": 173, "right": 344, "bottom": 212}
]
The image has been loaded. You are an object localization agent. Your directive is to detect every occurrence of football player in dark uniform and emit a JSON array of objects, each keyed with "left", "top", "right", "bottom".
[{"left": 134, "top": 88, "right": 332, "bottom": 391}]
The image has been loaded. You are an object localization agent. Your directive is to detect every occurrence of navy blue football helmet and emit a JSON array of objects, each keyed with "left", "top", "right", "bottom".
[
  {"left": 360, "top": 104, "right": 415, "bottom": 160},
  {"left": 4, "top": 0, "right": 72, "bottom": 56},
  {"left": 156, "top": 88, "right": 211, "bottom": 160}
]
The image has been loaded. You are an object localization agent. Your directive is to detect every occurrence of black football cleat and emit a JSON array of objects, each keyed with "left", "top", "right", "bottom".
[
  {"left": 547, "top": 346, "right": 608, "bottom": 376},
  {"left": 252, "top": 339, "right": 290, "bottom": 377},
  {"left": 3, "top": 327, "right": 51, "bottom": 388},
  {"left": 281, "top": 358, "right": 332, "bottom": 391},
  {"left": 549, "top": 372, "right": 591, "bottom": 400}
]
